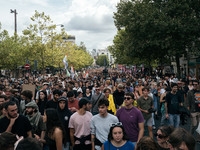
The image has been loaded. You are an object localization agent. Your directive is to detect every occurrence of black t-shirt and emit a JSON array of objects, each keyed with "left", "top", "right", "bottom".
[
  {"left": 0, "top": 115, "right": 32, "bottom": 137},
  {"left": 45, "top": 100, "right": 58, "bottom": 109},
  {"left": 113, "top": 89, "right": 125, "bottom": 106},
  {"left": 166, "top": 92, "right": 182, "bottom": 114}
]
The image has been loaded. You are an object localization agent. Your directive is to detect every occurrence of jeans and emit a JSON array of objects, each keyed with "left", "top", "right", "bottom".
[
  {"left": 161, "top": 113, "right": 169, "bottom": 126},
  {"left": 169, "top": 114, "right": 180, "bottom": 128}
]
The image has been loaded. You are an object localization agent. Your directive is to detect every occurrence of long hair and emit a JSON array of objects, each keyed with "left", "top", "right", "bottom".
[
  {"left": 38, "top": 90, "right": 48, "bottom": 103},
  {"left": 45, "top": 108, "right": 67, "bottom": 145},
  {"left": 107, "top": 125, "right": 128, "bottom": 142},
  {"left": 157, "top": 126, "right": 174, "bottom": 137}
]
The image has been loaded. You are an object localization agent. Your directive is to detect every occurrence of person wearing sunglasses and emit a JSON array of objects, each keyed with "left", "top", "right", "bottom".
[
  {"left": 101, "top": 122, "right": 135, "bottom": 150},
  {"left": 155, "top": 126, "right": 174, "bottom": 150},
  {"left": 91, "top": 86, "right": 104, "bottom": 115},
  {"left": 116, "top": 92, "right": 144, "bottom": 148}
]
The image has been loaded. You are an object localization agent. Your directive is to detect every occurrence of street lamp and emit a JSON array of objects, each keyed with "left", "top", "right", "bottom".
[{"left": 10, "top": 9, "right": 17, "bottom": 35}]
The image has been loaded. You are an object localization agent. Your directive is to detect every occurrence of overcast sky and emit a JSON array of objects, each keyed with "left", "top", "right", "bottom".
[{"left": 0, "top": 0, "right": 120, "bottom": 51}]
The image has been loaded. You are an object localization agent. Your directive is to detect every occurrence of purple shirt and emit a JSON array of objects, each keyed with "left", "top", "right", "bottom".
[{"left": 116, "top": 106, "right": 144, "bottom": 142}]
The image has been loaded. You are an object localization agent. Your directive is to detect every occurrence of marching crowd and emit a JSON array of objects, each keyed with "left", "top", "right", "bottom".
[{"left": 0, "top": 69, "right": 199, "bottom": 150}]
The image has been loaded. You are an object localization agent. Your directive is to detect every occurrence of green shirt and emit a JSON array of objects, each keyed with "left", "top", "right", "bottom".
[{"left": 137, "top": 96, "right": 153, "bottom": 120}]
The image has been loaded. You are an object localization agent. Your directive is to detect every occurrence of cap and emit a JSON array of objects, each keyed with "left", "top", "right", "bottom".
[
  {"left": 43, "top": 82, "right": 49, "bottom": 86},
  {"left": 58, "top": 96, "right": 67, "bottom": 102},
  {"left": 25, "top": 101, "right": 38, "bottom": 109}
]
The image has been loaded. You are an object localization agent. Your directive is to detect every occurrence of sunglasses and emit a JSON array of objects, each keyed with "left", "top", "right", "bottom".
[
  {"left": 124, "top": 97, "right": 131, "bottom": 100},
  {"left": 111, "top": 122, "right": 123, "bottom": 127},
  {"left": 154, "top": 133, "right": 167, "bottom": 139},
  {"left": 95, "top": 89, "right": 100, "bottom": 91}
]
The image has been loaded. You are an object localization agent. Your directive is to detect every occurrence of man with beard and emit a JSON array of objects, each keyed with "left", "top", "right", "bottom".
[
  {"left": 45, "top": 89, "right": 62, "bottom": 109},
  {"left": 69, "top": 98, "right": 93, "bottom": 150},
  {"left": 67, "top": 91, "right": 79, "bottom": 113},
  {"left": 165, "top": 83, "right": 183, "bottom": 128},
  {"left": 25, "top": 101, "right": 46, "bottom": 140},
  {"left": 0, "top": 101, "right": 32, "bottom": 138}
]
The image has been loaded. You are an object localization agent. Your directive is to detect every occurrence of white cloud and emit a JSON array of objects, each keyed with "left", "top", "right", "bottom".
[{"left": 0, "top": 0, "right": 120, "bottom": 50}]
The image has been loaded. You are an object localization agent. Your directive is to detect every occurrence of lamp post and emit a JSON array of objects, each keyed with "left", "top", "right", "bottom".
[{"left": 10, "top": 9, "right": 17, "bottom": 35}]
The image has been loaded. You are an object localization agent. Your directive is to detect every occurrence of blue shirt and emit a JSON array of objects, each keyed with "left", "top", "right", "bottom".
[{"left": 103, "top": 141, "right": 135, "bottom": 150}]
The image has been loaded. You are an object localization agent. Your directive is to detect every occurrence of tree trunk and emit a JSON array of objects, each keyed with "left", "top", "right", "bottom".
[{"left": 175, "top": 54, "right": 181, "bottom": 78}]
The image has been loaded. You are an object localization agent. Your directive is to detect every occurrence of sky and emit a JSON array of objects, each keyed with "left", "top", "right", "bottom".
[{"left": 0, "top": 0, "right": 120, "bottom": 51}]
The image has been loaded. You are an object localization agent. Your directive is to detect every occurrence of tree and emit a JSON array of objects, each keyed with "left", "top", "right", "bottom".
[
  {"left": 112, "top": 0, "right": 200, "bottom": 77},
  {"left": 0, "top": 24, "right": 28, "bottom": 70},
  {"left": 96, "top": 55, "right": 109, "bottom": 66}
]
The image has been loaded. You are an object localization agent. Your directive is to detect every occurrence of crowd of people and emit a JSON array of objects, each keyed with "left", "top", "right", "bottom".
[{"left": 0, "top": 68, "right": 199, "bottom": 150}]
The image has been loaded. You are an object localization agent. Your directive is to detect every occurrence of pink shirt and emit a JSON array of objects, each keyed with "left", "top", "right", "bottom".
[{"left": 69, "top": 111, "right": 93, "bottom": 144}]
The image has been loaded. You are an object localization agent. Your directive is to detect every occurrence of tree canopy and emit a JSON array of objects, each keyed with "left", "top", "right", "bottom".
[
  {"left": 96, "top": 55, "right": 109, "bottom": 66},
  {"left": 110, "top": 0, "right": 200, "bottom": 76},
  {"left": 0, "top": 11, "right": 93, "bottom": 71}
]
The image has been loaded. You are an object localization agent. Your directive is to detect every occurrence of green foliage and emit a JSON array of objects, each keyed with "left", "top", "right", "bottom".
[
  {"left": 111, "top": 0, "right": 200, "bottom": 76},
  {"left": 96, "top": 55, "right": 109, "bottom": 66},
  {"left": 0, "top": 10, "right": 93, "bottom": 71}
]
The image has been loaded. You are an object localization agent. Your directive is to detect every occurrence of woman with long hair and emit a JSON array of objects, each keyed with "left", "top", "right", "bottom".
[
  {"left": 155, "top": 126, "right": 174, "bottom": 150},
  {"left": 43, "top": 108, "right": 67, "bottom": 150},
  {"left": 83, "top": 88, "right": 92, "bottom": 100},
  {"left": 101, "top": 122, "right": 134, "bottom": 150},
  {"left": 37, "top": 90, "right": 48, "bottom": 115}
]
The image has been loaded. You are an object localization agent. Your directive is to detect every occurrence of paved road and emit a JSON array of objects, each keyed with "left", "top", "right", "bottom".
[{"left": 143, "top": 115, "right": 200, "bottom": 150}]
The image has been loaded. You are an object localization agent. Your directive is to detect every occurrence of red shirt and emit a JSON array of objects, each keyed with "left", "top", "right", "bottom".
[{"left": 68, "top": 98, "right": 79, "bottom": 113}]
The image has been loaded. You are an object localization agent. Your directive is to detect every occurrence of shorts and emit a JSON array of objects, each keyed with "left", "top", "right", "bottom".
[{"left": 144, "top": 117, "right": 153, "bottom": 127}]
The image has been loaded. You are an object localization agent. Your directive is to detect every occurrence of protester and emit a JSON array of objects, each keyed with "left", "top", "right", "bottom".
[
  {"left": 91, "top": 85, "right": 104, "bottom": 115},
  {"left": 137, "top": 87, "right": 154, "bottom": 138},
  {"left": 101, "top": 122, "right": 135, "bottom": 150},
  {"left": 67, "top": 91, "right": 79, "bottom": 113},
  {"left": 91, "top": 98, "right": 118, "bottom": 150},
  {"left": 37, "top": 90, "right": 48, "bottom": 115},
  {"left": 103, "top": 88, "right": 116, "bottom": 115},
  {"left": 25, "top": 101, "right": 46, "bottom": 140},
  {"left": 0, "top": 132, "right": 18, "bottom": 150},
  {"left": 57, "top": 96, "right": 72, "bottom": 150},
  {"left": 0, "top": 101, "right": 32, "bottom": 138},
  {"left": 43, "top": 108, "right": 66, "bottom": 150},
  {"left": 165, "top": 83, "right": 183, "bottom": 128},
  {"left": 155, "top": 126, "right": 174, "bottom": 150},
  {"left": 136, "top": 136, "right": 160, "bottom": 150},
  {"left": 168, "top": 128, "right": 196, "bottom": 150},
  {"left": 113, "top": 84, "right": 125, "bottom": 108},
  {"left": 186, "top": 80, "right": 200, "bottom": 142},
  {"left": 45, "top": 89, "right": 62, "bottom": 109},
  {"left": 116, "top": 92, "right": 144, "bottom": 147},
  {"left": 69, "top": 98, "right": 92, "bottom": 150},
  {"left": 20, "top": 90, "right": 34, "bottom": 114},
  {"left": 16, "top": 137, "right": 42, "bottom": 150},
  {"left": 83, "top": 88, "right": 92, "bottom": 100}
]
